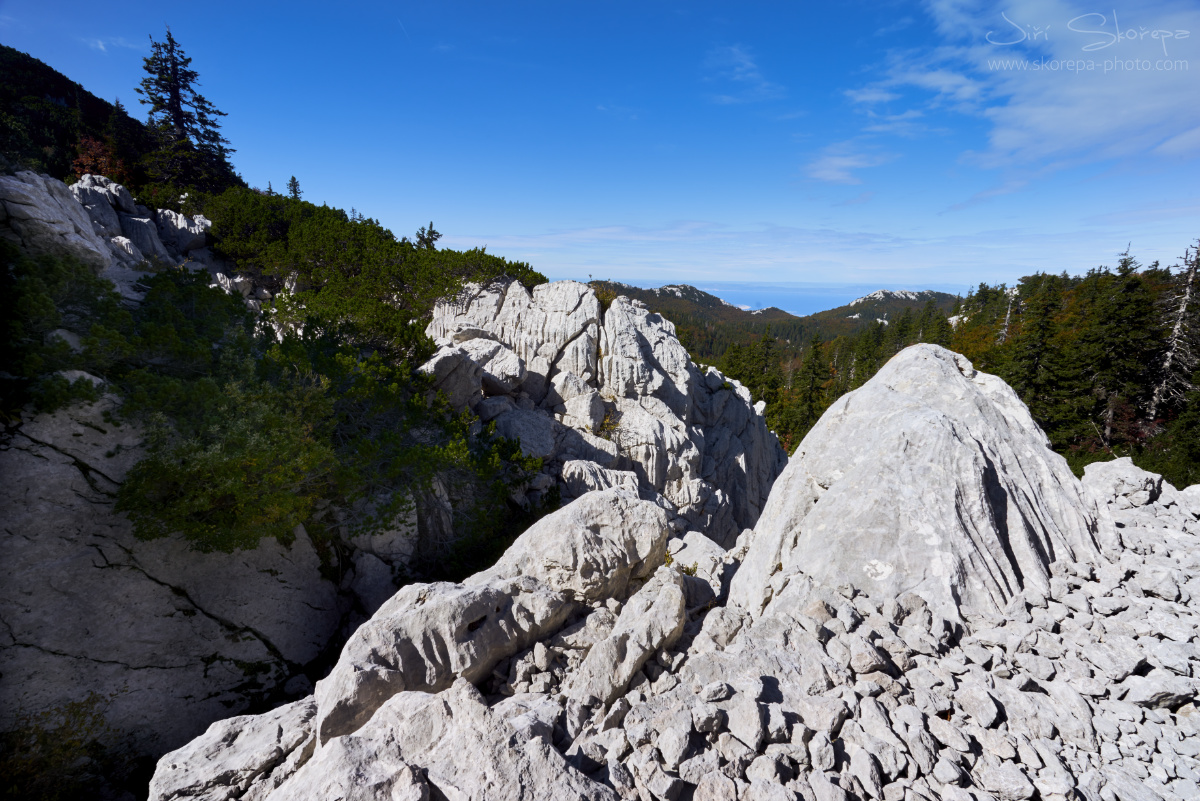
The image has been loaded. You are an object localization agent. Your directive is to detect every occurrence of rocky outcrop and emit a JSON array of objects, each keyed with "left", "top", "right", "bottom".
[
  {"left": 424, "top": 279, "right": 789, "bottom": 547},
  {"left": 153, "top": 346, "right": 1200, "bottom": 801},
  {"left": 730, "top": 345, "right": 1114, "bottom": 621},
  {"left": 0, "top": 170, "right": 112, "bottom": 271},
  {"left": 0, "top": 396, "right": 418, "bottom": 758}
]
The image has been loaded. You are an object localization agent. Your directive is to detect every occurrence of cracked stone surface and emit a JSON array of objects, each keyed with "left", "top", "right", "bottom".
[{"left": 0, "top": 396, "right": 347, "bottom": 756}]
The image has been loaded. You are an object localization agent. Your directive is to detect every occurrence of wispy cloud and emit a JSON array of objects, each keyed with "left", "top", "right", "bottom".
[
  {"left": 845, "top": 87, "right": 900, "bottom": 104},
  {"left": 862, "top": 109, "right": 932, "bottom": 137},
  {"left": 834, "top": 191, "right": 877, "bottom": 206},
  {"left": 82, "top": 36, "right": 143, "bottom": 54},
  {"left": 806, "top": 142, "right": 894, "bottom": 184},
  {"left": 703, "top": 44, "right": 785, "bottom": 104},
  {"left": 441, "top": 217, "right": 1192, "bottom": 288},
  {"left": 843, "top": 0, "right": 1200, "bottom": 171}
]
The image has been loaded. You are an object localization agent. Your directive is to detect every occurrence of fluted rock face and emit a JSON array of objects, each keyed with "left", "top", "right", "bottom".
[
  {"left": 730, "top": 345, "right": 1115, "bottom": 620},
  {"left": 152, "top": 344, "right": 1200, "bottom": 801},
  {"left": 424, "top": 279, "right": 789, "bottom": 547}
]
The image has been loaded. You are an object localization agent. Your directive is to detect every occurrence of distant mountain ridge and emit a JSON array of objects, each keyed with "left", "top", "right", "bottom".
[{"left": 590, "top": 281, "right": 958, "bottom": 362}]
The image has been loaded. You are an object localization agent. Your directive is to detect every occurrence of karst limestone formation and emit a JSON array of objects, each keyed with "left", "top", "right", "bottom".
[
  {"left": 0, "top": 173, "right": 786, "bottom": 761},
  {"left": 151, "top": 344, "right": 1200, "bottom": 801},
  {"left": 423, "top": 278, "right": 788, "bottom": 547}
]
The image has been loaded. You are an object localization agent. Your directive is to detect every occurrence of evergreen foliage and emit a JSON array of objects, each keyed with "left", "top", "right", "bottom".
[
  {"left": 951, "top": 243, "right": 1199, "bottom": 486},
  {"left": 206, "top": 189, "right": 544, "bottom": 363},
  {"left": 1, "top": 204, "right": 551, "bottom": 560},
  {"left": 136, "top": 27, "right": 239, "bottom": 193}
]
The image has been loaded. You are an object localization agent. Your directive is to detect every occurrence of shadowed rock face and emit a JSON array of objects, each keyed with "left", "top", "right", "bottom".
[
  {"left": 151, "top": 345, "right": 1200, "bottom": 801},
  {"left": 730, "top": 344, "right": 1115, "bottom": 620}
]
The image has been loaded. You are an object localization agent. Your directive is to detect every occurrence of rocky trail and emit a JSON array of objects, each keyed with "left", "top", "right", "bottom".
[{"left": 149, "top": 345, "right": 1200, "bottom": 801}]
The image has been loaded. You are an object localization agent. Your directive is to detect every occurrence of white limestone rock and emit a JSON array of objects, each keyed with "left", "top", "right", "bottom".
[
  {"left": 1082, "top": 457, "right": 1163, "bottom": 510},
  {"left": 471, "top": 489, "right": 671, "bottom": 605},
  {"left": 119, "top": 212, "right": 174, "bottom": 264},
  {"left": 155, "top": 208, "right": 210, "bottom": 253},
  {"left": 272, "top": 681, "right": 617, "bottom": 801},
  {"left": 315, "top": 490, "right": 668, "bottom": 742},
  {"left": 312, "top": 575, "right": 572, "bottom": 743},
  {"left": 458, "top": 336, "right": 528, "bottom": 395},
  {"left": 730, "top": 344, "right": 1113, "bottom": 619},
  {"left": 560, "top": 459, "right": 640, "bottom": 497},
  {"left": 564, "top": 565, "right": 687, "bottom": 705},
  {"left": 0, "top": 171, "right": 112, "bottom": 271},
  {"left": 427, "top": 279, "right": 788, "bottom": 546},
  {"left": 148, "top": 698, "right": 316, "bottom": 801},
  {"left": 493, "top": 408, "right": 559, "bottom": 459},
  {"left": 417, "top": 345, "right": 484, "bottom": 410}
]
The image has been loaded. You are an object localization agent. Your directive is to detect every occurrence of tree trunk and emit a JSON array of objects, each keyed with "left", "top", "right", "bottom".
[{"left": 1147, "top": 256, "right": 1196, "bottom": 421}]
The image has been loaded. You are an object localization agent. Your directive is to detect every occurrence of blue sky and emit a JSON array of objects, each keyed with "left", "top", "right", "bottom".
[{"left": 3, "top": 0, "right": 1199, "bottom": 313}]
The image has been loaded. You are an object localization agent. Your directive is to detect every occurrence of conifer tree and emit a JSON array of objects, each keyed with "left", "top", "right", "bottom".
[
  {"left": 287, "top": 175, "right": 302, "bottom": 200},
  {"left": 136, "top": 27, "right": 237, "bottom": 191},
  {"left": 1077, "top": 251, "right": 1160, "bottom": 445},
  {"left": 137, "top": 27, "right": 230, "bottom": 154},
  {"left": 792, "top": 334, "right": 829, "bottom": 434}
]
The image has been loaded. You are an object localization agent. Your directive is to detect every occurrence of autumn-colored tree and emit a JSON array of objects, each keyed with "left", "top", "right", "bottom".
[{"left": 72, "top": 136, "right": 126, "bottom": 182}]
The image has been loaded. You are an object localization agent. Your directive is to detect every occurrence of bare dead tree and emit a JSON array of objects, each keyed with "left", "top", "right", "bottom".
[{"left": 1147, "top": 243, "right": 1199, "bottom": 422}]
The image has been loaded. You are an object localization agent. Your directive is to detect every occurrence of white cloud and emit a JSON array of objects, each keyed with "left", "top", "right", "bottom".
[
  {"left": 842, "top": 0, "right": 1200, "bottom": 171},
  {"left": 845, "top": 87, "right": 901, "bottom": 104},
  {"left": 82, "top": 36, "right": 143, "bottom": 54},
  {"left": 1153, "top": 125, "right": 1200, "bottom": 157},
  {"left": 440, "top": 217, "right": 1194, "bottom": 288},
  {"left": 835, "top": 191, "right": 877, "bottom": 206},
  {"left": 806, "top": 142, "right": 894, "bottom": 184},
  {"left": 703, "top": 44, "right": 785, "bottom": 104}
]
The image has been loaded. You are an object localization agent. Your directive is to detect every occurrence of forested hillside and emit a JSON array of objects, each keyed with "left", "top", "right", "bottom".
[
  {"left": 679, "top": 248, "right": 1199, "bottom": 489},
  {"left": 589, "top": 280, "right": 956, "bottom": 362},
  {"left": 1, "top": 38, "right": 242, "bottom": 201},
  {"left": 951, "top": 250, "right": 1200, "bottom": 487}
]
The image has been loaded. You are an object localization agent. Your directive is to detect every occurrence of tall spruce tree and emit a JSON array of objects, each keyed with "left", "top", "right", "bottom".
[
  {"left": 1077, "top": 252, "right": 1160, "bottom": 446},
  {"left": 136, "top": 27, "right": 237, "bottom": 191},
  {"left": 287, "top": 175, "right": 302, "bottom": 200}
]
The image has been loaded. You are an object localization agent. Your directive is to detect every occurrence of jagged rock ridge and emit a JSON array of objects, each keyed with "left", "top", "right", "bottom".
[
  {"left": 0, "top": 172, "right": 787, "bottom": 766},
  {"left": 151, "top": 345, "right": 1200, "bottom": 801},
  {"left": 423, "top": 279, "right": 788, "bottom": 548}
]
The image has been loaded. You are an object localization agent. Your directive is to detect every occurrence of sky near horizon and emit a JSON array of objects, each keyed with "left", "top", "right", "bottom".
[{"left": 3, "top": 1, "right": 1199, "bottom": 312}]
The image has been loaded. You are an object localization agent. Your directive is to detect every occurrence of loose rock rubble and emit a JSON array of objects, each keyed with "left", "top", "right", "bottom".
[{"left": 150, "top": 345, "right": 1200, "bottom": 801}]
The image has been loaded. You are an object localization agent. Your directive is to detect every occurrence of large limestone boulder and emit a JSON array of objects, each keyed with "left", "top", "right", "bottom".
[
  {"left": 730, "top": 344, "right": 1114, "bottom": 619},
  {"left": 458, "top": 336, "right": 527, "bottom": 395},
  {"left": 417, "top": 345, "right": 484, "bottom": 410},
  {"left": 313, "top": 490, "right": 670, "bottom": 743},
  {"left": 155, "top": 208, "right": 210, "bottom": 253},
  {"left": 282, "top": 681, "right": 617, "bottom": 801},
  {"left": 428, "top": 280, "right": 603, "bottom": 400},
  {"left": 0, "top": 171, "right": 112, "bottom": 271},
  {"left": 119, "top": 211, "right": 174, "bottom": 263}
]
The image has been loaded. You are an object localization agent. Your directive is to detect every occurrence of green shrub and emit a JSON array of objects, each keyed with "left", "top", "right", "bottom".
[
  {"left": 116, "top": 378, "right": 337, "bottom": 551},
  {"left": 0, "top": 693, "right": 124, "bottom": 801}
]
